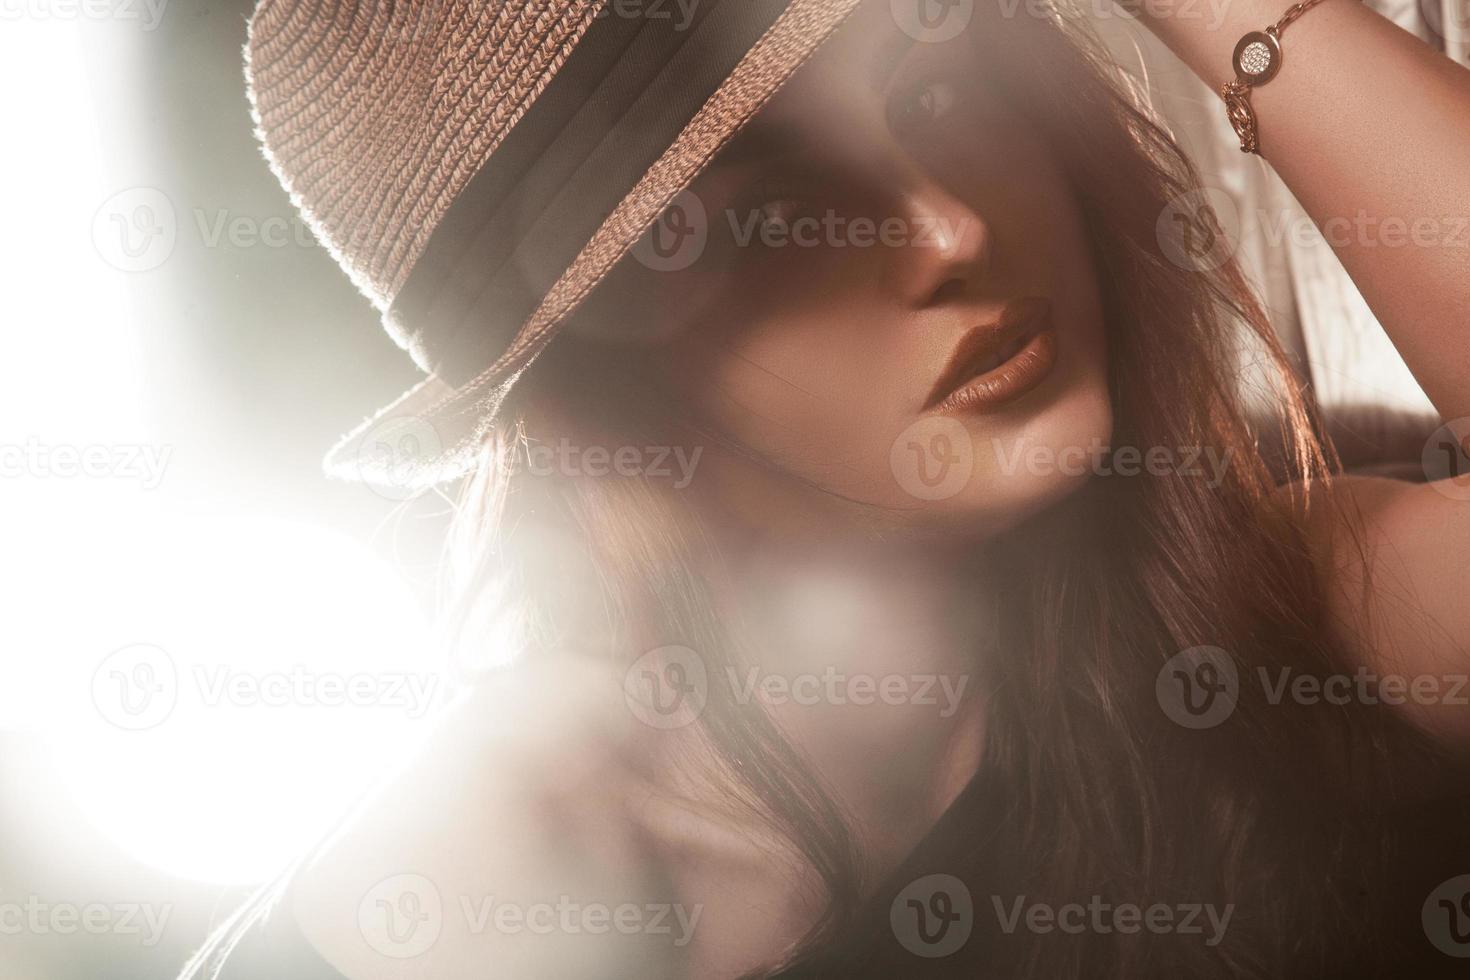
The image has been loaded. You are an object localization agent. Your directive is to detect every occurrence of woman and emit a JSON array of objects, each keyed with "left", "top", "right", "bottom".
[{"left": 185, "top": 0, "right": 1470, "bottom": 976}]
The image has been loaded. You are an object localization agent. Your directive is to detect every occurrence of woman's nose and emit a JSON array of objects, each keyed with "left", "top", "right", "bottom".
[{"left": 882, "top": 172, "right": 993, "bottom": 309}]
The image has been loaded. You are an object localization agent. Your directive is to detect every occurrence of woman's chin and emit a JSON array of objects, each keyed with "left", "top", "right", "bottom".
[{"left": 884, "top": 386, "right": 1113, "bottom": 538}]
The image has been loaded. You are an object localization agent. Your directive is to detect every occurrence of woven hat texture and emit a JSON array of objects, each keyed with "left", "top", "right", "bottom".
[
  {"left": 245, "top": 0, "right": 604, "bottom": 360},
  {"left": 244, "top": 0, "right": 864, "bottom": 488}
]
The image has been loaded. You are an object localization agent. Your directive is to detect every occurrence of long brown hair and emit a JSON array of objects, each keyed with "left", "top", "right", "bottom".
[{"left": 438, "top": 7, "right": 1449, "bottom": 979}]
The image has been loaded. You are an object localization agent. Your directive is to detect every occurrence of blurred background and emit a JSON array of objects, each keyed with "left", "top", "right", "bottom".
[{"left": 2, "top": 1, "right": 453, "bottom": 976}]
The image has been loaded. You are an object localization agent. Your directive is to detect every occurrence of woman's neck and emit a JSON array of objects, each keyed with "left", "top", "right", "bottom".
[{"left": 715, "top": 536, "right": 994, "bottom": 877}]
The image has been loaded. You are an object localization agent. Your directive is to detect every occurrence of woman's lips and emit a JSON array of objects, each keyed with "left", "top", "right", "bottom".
[{"left": 924, "top": 297, "right": 1058, "bottom": 414}]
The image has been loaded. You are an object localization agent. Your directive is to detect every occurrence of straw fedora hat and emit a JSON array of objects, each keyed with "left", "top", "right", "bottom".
[{"left": 244, "top": 0, "right": 863, "bottom": 490}]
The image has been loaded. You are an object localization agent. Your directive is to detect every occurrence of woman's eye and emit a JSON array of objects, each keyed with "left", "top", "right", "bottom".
[
  {"left": 892, "top": 79, "right": 959, "bottom": 132},
  {"left": 736, "top": 178, "right": 819, "bottom": 234},
  {"left": 758, "top": 197, "right": 804, "bottom": 231}
]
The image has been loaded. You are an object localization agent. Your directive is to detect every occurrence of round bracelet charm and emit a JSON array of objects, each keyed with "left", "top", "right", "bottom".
[{"left": 1232, "top": 30, "right": 1282, "bottom": 85}]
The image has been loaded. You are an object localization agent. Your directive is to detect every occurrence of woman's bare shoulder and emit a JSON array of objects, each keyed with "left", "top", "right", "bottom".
[
  {"left": 282, "top": 655, "right": 698, "bottom": 979},
  {"left": 1274, "top": 475, "right": 1470, "bottom": 747},
  {"left": 279, "top": 654, "right": 821, "bottom": 979}
]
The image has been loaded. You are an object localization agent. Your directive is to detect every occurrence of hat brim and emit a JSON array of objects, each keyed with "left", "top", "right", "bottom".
[
  {"left": 323, "top": 0, "right": 864, "bottom": 493},
  {"left": 324, "top": 374, "right": 491, "bottom": 492}
]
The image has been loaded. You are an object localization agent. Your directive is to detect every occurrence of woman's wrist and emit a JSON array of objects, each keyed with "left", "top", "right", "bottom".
[
  {"left": 1129, "top": 0, "right": 1338, "bottom": 94},
  {"left": 1131, "top": 0, "right": 1373, "bottom": 158}
]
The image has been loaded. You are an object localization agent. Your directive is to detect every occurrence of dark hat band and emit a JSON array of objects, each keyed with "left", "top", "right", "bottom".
[{"left": 387, "top": 0, "right": 791, "bottom": 388}]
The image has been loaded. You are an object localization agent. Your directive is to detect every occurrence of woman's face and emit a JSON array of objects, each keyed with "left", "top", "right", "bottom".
[{"left": 574, "top": 0, "right": 1111, "bottom": 539}]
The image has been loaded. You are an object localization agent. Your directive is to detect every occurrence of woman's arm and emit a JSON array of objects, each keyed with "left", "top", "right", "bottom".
[
  {"left": 1287, "top": 474, "right": 1470, "bottom": 748},
  {"left": 1135, "top": 1, "right": 1470, "bottom": 746},
  {"left": 1138, "top": 0, "right": 1470, "bottom": 423}
]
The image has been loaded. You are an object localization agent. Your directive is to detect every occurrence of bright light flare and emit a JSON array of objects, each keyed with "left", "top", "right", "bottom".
[{"left": 7, "top": 505, "right": 438, "bottom": 885}]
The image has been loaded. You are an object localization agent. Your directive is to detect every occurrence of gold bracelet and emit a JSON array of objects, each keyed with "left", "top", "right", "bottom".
[{"left": 1220, "top": 0, "right": 1331, "bottom": 154}]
